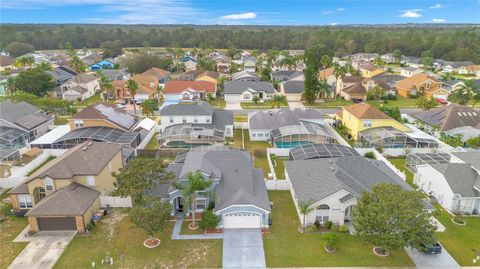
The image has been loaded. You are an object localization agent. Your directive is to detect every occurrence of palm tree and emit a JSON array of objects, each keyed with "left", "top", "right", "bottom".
[
  {"left": 155, "top": 85, "right": 164, "bottom": 102},
  {"left": 333, "top": 63, "right": 347, "bottom": 80},
  {"left": 15, "top": 56, "right": 35, "bottom": 69},
  {"left": 271, "top": 95, "right": 286, "bottom": 108},
  {"left": 127, "top": 79, "right": 138, "bottom": 114},
  {"left": 3, "top": 77, "right": 17, "bottom": 95},
  {"left": 36, "top": 62, "right": 52, "bottom": 72},
  {"left": 70, "top": 53, "right": 86, "bottom": 90},
  {"left": 141, "top": 101, "right": 153, "bottom": 116},
  {"left": 456, "top": 80, "right": 477, "bottom": 107},
  {"left": 317, "top": 78, "right": 330, "bottom": 99},
  {"left": 97, "top": 71, "right": 112, "bottom": 101},
  {"left": 173, "top": 172, "right": 213, "bottom": 229},
  {"left": 298, "top": 200, "right": 314, "bottom": 229}
]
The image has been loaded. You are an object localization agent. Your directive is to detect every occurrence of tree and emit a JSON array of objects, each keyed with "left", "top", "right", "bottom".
[
  {"left": 14, "top": 56, "right": 35, "bottom": 69},
  {"left": 449, "top": 80, "right": 479, "bottom": 106},
  {"left": 271, "top": 95, "right": 286, "bottom": 108},
  {"left": 333, "top": 63, "right": 348, "bottom": 80},
  {"left": 197, "top": 57, "right": 216, "bottom": 71},
  {"left": 155, "top": 85, "right": 164, "bottom": 102},
  {"left": 421, "top": 51, "right": 434, "bottom": 69},
  {"left": 100, "top": 40, "right": 123, "bottom": 59},
  {"left": 5, "top": 42, "right": 34, "bottom": 57},
  {"left": 260, "top": 66, "right": 272, "bottom": 81},
  {"left": 322, "top": 232, "right": 338, "bottom": 252},
  {"left": 112, "top": 158, "right": 174, "bottom": 205},
  {"left": 141, "top": 99, "right": 157, "bottom": 116},
  {"left": 374, "top": 57, "right": 385, "bottom": 67},
  {"left": 298, "top": 200, "right": 314, "bottom": 229},
  {"left": 2, "top": 77, "right": 18, "bottom": 95},
  {"left": 172, "top": 172, "right": 213, "bottom": 229},
  {"left": 0, "top": 92, "right": 73, "bottom": 118},
  {"left": 303, "top": 49, "right": 321, "bottom": 104},
  {"left": 15, "top": 68, "right": 55, "bottom": 96},
  {"left": 36, "top": 62, "right": 52, "bottom": 72},
  {"left": 127, "top": 79, "right": 138, "bottom": 114},
  {"left": 352, "top": 183, "right": 435, "bottom": 254},
  {"left": 320, "top": 55, "right": 331, "bottom": 69},
  {"left": 379, "top": 106, "right": 401, "bottom": 121},
  {"left": 466, "top": 135, "right": 480, "bottom": 149},
  {"left": 393, "top": 49, "right": 402, "bottom": 63},
  {"left": 130, "top": 196, "right": 171, "bottom": 244},
  {"left": 367, "top": 86, "right": 384, "bottom": 101},
  {"left": 252, "top": 96, "right": 260, "bottom": 104},
  {"left": 120, "top": 53, "right": 172, "bottom": 74},
  {"left": 97, "top": 71, "right": 112, "bottom": 101},
  {"left": 199, "top": 210, "right": 220, "bottom": 230},
  {"left": 68, "top": 45, "right": 87, "bottom": 88},
  {"left": 416, "top": 96, "right": 438, "bottom": 110}
]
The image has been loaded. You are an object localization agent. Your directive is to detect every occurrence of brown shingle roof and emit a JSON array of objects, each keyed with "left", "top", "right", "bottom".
[
  {"left": 343, "top": 103, "right": 391, "bottom": 119},
  {"left": 141, "top": 67, "right": 170, "bottom": 78},
  {"left": 343, "top": 83, "right": 367, "bottom": 94},
  {"left": 411, "top": 104, "right": 480, "bottom": 131},
  {"left": 164, "top": 80, "right": 216, "bottom": 94},
  {"left": 0, "top": 55, "right": 14, "bottom": 67},
  {"left": 72, "top": 103, "right": 139, "bottom": 130},
  {"left": 395, "top": 73, "right": 439, "bottom": 91},
  {"left": 25, "top": 183, "right": 100, "bottom": 217},
  {"left": 341, "top": 76, "right": 365, "bottom": 83}
]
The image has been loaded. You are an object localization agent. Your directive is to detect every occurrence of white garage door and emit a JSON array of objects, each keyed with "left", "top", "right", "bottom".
[
  {"left": 433, "top": 93, "right": 448, "bottom": 100},
  {"left": 223, "top": 212, "right": 261, "bottom": 229}
]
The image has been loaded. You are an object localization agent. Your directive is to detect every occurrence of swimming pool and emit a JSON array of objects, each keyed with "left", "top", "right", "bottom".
[{"left": 274, "top": 141, "right": 312, "bottom": 148}]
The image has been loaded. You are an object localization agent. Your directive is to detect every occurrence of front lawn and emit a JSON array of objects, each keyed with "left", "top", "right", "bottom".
[
  {"left": 55, "top": 210, "right": 222, "bottom": 268},
  {"left": 304, "top": 97, "right": 352, "bottom": 108},
  {"left": 368, "top": 96, "right": 418, "bottom": 108},
  {"left": 241, "top": 101, "right": 288, "bottom": 109},
  {"left": 208, "top": 98, "right": 226, "bottom": 109},
  {"left": 0, "top": 194, "right": 28, "bottom": 269},
  {"left": 263, "top": 191, "right": 414, "bottom": 267},
  {"left": 233, "top": 129, "right": 271, "bottom": 178},
  {"left": 433, "top": 204, "right": 480, "bottom": 266},
  {"left": 180, "top": 220, "right": 206, "bottom": 235},
  {"left": 387, "top": 158, "right": 416, "bottom": 187}
]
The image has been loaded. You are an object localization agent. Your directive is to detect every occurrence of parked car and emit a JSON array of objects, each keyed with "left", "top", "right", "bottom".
[
  {"left": 119, "top": 99, "right": 127, "bottom": 105},
  {"left": 136, "top": 99, "right": 143, "bottom": 105},
  {"left": 116, "top": 103, "right": 125, "bottom": 109},
  {"left": 436, "top": 98, "right": 448, "bottom": 105},
  {"left": 420, "top": 241, "right": 442, "bottom": 254}
]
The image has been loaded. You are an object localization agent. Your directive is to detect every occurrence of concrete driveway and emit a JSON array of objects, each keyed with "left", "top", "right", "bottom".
[
  {"left": 223, "top": 229, "right": 266, "bottom": 269},
  {"left": 226, "top": 102, "right": 242, "bottom": 110},
  {"left": 288, "top": 101, "right": 305, "bottom": 109},
  {"left": 404, "top": 245, "right": 460, "bottom": 269},
  {"left": 9, "top": 230, "right": 76, "bottom": 269}
]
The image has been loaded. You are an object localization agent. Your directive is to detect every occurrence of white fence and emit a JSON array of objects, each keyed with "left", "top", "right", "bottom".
[
  {"left": 136, "top": 126, "right": 158, "bottom": 150},
  {"left": 324, "top": 119, "right": 351, "bottom": 147},
  {"left": 100, "top": 196, "right": 132, "bottom": 208},
  {"left": 355, "top": 148, "right": 407, "bottom": 181},
  {"left": 266, "top": 148, "right": 290, "bottom": 180},
  {"left": 265, "top": 179, "right": 290, "bottom": 190},
  {"left": 0, "top": 176, "right": 27, "bottom": 189}
]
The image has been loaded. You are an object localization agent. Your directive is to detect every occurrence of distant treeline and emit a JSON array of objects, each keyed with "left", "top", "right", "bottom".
[{"left": 1, "top": 24, "right": 480, "bottom": 63}]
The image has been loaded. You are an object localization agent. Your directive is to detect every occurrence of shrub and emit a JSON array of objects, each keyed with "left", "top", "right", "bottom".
[
  {"left": 363, "top": 151, "right": 376, "bottom": 159},
  {"left": 207, "top": 93, "right": 215, "bottom": 101},
  {"left": 322, "top": 232, "right": 338, "bottom": 251},
  {"left": 324, "top": 220, "right": 333, "bottom": 229},
  {"left": 314, "top": 220, "right": 321, "bottom": 230},
  {"left": 330, "top": 225, "right": 339, "bottom": 232},
  {"left": 338, "top": 224, "right": 349, "bottom": 233},
  {"left": 305, "top": 225, "right": 318, "bottom": 233},
  {"left": 252, "top": 96, "right": 260, "bottom": 104},
  {"left": 207, "top": 201, "right": 215, "bottom": 211},
  {"left": 199, "top": 210, "right": 220, "bottom": 230}
]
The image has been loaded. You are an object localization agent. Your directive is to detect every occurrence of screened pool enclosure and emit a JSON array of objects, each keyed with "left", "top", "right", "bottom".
[
  {"left": 271, "top": 121, "right": 335, "bottom": 148},
  {"left": 358, "top": 127, "right": 439, "bottom": 149}
]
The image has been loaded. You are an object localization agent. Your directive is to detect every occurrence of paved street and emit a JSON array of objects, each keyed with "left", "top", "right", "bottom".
[{"left": 223, "top": 229, "right": 266, "bottom": 269}]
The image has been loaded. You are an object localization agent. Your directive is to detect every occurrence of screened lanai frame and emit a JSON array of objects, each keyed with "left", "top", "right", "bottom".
[
  {"left": 358, "top": 127, "right": 439, "bottom": 149},
  {"left": 289, "top": 143, "right": 360, "bottom": 160},
  {"left": 0, "top": 126, "right": 29, "bottom": 149},
  {"left": 0, "top": 147, "right": 21, "bottom": 161},
  {"left": 159, "top": 124, "right": 225, "bottom": 148},
  {"left": 405, "top": 152, "right": 451, "bottom": 173},
  {"left": 271, "top": 122, "right": 335, "bottom": 148}
]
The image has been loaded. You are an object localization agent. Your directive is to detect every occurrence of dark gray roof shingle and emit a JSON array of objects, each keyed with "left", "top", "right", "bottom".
[
  {"left": 430, "top": 162, "right": 480, "bottom": 197},
  {"left": 224, "top": 81, "right": 275, "bottom": 94},
  {"left": 249, "top": 108, "right": 323, "bottom": 130}
]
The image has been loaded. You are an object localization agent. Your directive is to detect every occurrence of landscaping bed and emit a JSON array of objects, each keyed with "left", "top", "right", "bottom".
[
  {"left": 263, "top": 191, "right": 414, "bottom": 267},
  {"left": 240, "top": 101, "right": 288, "bottom": 109}
]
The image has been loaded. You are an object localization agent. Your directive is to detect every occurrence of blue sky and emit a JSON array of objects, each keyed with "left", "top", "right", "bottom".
[{"left": 1, "top": 0, "right": 479, "bottom": 25}]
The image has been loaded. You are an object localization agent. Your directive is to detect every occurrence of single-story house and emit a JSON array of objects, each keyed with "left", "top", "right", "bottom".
[
  {"left": 163, "top": 80, "right": 216, "bottom": 101},
  {"left": 271, "top": 70, "right": 303, "bottom": 82},
  {"left": 150, "top": 146, "right": 271, "bottom": 229},
  {"left": 280, "top": 80, "right": 304, "bottom": 101},
  {"left": 59, "top": 73, "right": 100, "bottom": 101},
  {"left": 90, "top": 59, "right": 116, "bottom": 71},
  {"left": 224, "top": 81, "right": 276, "bottom": 103},
  {"left": 285, "top": 156, "right": 415, "bottom": 225},
  {"left": 232, "top": 70, "right": 259, "bottom": 82},
  {"left": 400, "top": 67, "right": 423, "bottom": 77}
]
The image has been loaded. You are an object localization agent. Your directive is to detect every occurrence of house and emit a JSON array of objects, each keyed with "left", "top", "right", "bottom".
[
  {"left": 243, "top": 55, "right": 257, "bottom": 72},
  {"left": 318, "top": 68, "right": 336, "bottom": 85},
  {"left": 458, "top": 65, "right": 480, "bottom": 77},
  {"left": 69, "top": 103, "right": 140, "bottom": 131},
  {"left": 248, "top": 108, "right": 334, "bottom": 147},
  {"left": 271, "top": 70, "right": 303, "bottom": 82},
  {"left": 59, "top": 73, "right": 100, "bottom": 101},
  {"left": 400, "top": 67, "right": 423, "bottom": 77},
  {"left": 0, "top": 55, "right": 15, "bottom": 71},
  {"left": 409, "top": 104, "right": 480, "bottom": 133},
  {"left": 214, "top": 55, "right": 232, "bottom": 74},
  {"left": 350, "top": 53, "right": 379, "bottom": 62},
  {"left": 47, "top": 67, "right": 76, "bottom": 87},
  {"left": 0, "top": 101, "right": 54, "bottom": 149},
  {"left": 335, "top": 76, "right": 364, "bottom": 96},
  {"left": 360, "top": 64, "right": 384, "bottom": 78},
  {"left": 381, "top": 53, "right": 396, "bottom": 63},
  {"left": 280, "top": 80, "right": 305, "bottom": 101},
  {"left": 112, "top": 75, "right": 158, "bottom": 101},
  {"left": 414, "top": 151, "right": 480, "bottom": 215},
  {"left": 8, "top": 142, "right": 125, "bottom": 232},
  {"left": 395, "top": 73, "right": 449, "bottom": 99},
  {"left": 401, "top": 56, "right": 422, "bottom": 68},
  {"left": 163, "top": 80, "right": 216, "bottom": 101},
  {"left": 159, "top": 102, "right": 233, "bottom": 147},
  {"left": 285, "top": 156, "right": 413, "bottom": 225},
  {"left": 100, "top": 68, "right": 130, "bottom": 81},
  {"left": 224, "top": 81, "right": 275, "bottom": 103},
  {"left": 232, "top": 70, "right": 259, "bottom": 82},
  {"left": 441, "top": 80, "right": 466, "bottom": 93},
  {"left": 336, "top": 76, "right": 391, "bottom": 101},
  {"left": 89, "top": 59, "right": 115, "bottom": 71},
  {"left": 151, "top": 146, "right": 271, "bottom": 229},
  {"left": 177, "top": 70, "right": 220, "bottom": 85},
  {"left": 180, "top": 56, "right": 197, "bottom": 71},
  {"left": 336, "top": 103, "right": 410, "bottom": 140},
  {"left": 370, "top": 74, "right": 406, "bottom": 89},
  {"left": 433, "top": 60, "right": 474, "bottom": 73},
  {"left": 141, "top": 67, "right": 171, "bottom": 84},
  {"left": 80, "top": 53, "right": 102, "bottom": 66}
]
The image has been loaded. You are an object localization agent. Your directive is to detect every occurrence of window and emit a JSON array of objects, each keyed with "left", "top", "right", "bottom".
[
  {"left": 45, "top": 177, "right": 54, "bottom": 191},
  {"left": 182, "top": 116, "right": 187, "bottom": 123},
  {"left": 363, "top": 120, "right": 372, "bottom": 128},
  {"left": 252, "top": 133, "right": 257, "bottom": 137},
  {"left": 316, "top": 204, "right": 330, "bottom": 223},
  {"left": 243, "top": 94, "right": 251, "bottom": 100},
  {"left": 196, "top": 199, "right": 206, "bottom": 210},
  {"left": 169, "top": 116, "right": 174, "bottom": 123},
  {"left": 425, "top": 81, "right": 430, "bottom": 89},
  {"left": 18, "top": 194, "right": 32, "bottom": 209},
  {"left": 87, "top": 175, "right": 95, "bottom": 186},
  {"left": 206, "top": 118, "right": 211, "bottom": 123},
  {"left": 194, "top": 116, "right": 198, "bottom": 123},
  {"left": 74, "top": 120, "right": 84, "bottom": 128}
]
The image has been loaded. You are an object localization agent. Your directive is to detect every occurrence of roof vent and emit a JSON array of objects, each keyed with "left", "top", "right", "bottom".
[
  {"left": 82, "top": 146, "right": 88, "bottom": 151},
  {"left": 330, "top": 166, "right": 335, "bottom": 171},
  {"left": 87, "top": 141, "right": 93, "bottom": 146}
]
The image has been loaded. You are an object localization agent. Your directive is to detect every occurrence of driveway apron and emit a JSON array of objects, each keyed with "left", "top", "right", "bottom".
[
  {"left": 404, "top": 245, "right": 461, "bottom": 269},
  {"left": 222, "top": 228, "right": 266, "bottom": 269}
]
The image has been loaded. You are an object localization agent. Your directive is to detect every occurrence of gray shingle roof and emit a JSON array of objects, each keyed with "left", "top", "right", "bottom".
[
  {"left": 160, "top": 102, "right": 214, "bottom": 116},
  {"left": 285, "top": 156, "right": 411, "bottom": 203},
  {"left": 249, "top": 108, "right": 323, "bottom": 130},
  {"left": 25, "top": 183, "right": 100, "bottom": 217},
  {"left": 0, "top": 101, "right": 53, "bottom": 130},
  {"left": 224, "top": 81, "right": 275, "bottom": 94},
  {"left": 232, "top": 70, "right": 259, "bottom": 81},
  {"left": 430, "top": 163, "right": 480, "bottom": 197},
  {"left": 282, "top": 80, "right": 304, "bottom": 94},
  {"left": 452, "top": 151, "right": 480, "bottom": 172}
]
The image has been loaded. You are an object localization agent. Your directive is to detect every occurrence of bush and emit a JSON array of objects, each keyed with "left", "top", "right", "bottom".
[
  {"left": 305, "top": 225, "right": 318, "bottom": 233},
  {"left": 199, "top": 210, "right": 220, "bottom": 230},
  {"left": 330, "top": 225, "right": 339, "bottom": 232},
  {"left": 252, "top": 96, "right": 260, "bottom": 104},
  {"left": 207, "top": 201, "right": 215, "bottom": 211},
  {"left": 324, "top": 220, "right": 333, "bottom": 229},
  {"left": 314, "top": 220, "right": 321, "bottom": 230},
  {"left": 322, "top": 232, "right": 338, "bottom": 251},
  {"left": 363, "top": 151, "right": 376, "bottom": 159},
  {"left": 338, "top": 224, "right": 349, "bottom": 233}
]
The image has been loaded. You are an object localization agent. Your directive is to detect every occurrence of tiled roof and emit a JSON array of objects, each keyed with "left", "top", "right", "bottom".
[
  {"left": 343, "top": 103, "right": 391, "bottom": 119},
  {"left": 395, "top": 73, "right": 439, "bottom": 91},
  {"left": 163, "top": 80, "right": 216, "bottom": 94}
]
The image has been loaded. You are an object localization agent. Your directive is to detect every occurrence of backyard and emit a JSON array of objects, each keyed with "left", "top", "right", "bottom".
[
  {"left": 263, "top": 191, "right": 414, "bottom": 267},
  {"left": 232, "top": 129, "right": 271, "bottom": 178},
  {"left": 272, "top": 156, "right": 288, "bottom": 180},
  {"left": 304, "top": 97, "right": 352, "bottom": 108},
  {"left": 144, "top": 133, "right": 159, "bottom": 150},
  {"left": 387, "top": 158, "right": 416, "bottom": 187},
  {"left": 55, "top": 210, "right": 222, "bottom": 268}
]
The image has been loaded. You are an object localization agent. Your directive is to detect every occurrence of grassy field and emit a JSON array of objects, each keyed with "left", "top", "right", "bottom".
[
  {"left": 387, "top": 158, "right": 416, "bottom": 187},
  {"left": 27, "top": 156, "right": 56, "bottom": 176},
  {"left": 233, "top": 129, "right": 271, "bottom": 178},
  {"left": 180, "top": 220, "right": 205, "bottom": 235},
  {"left": 263, "top": 191, "right": 414, "bottom": 268},
  {"left": 208, "top": 98, "right": 226, "bottom": 109},
  {"left": 433, "top": 204, "right": 480, "bottom": 266},
  {"left": 272, "top": 157, "right": 288, "bottom": 180},
  {"left": 55, "top": 211, "right": 222, "bottom": 269},
  {"left": 143, "top": 133, "right": 159, "bottom": 150},
  {"left": 233, "top": 114, "right": 248, "bottom": 122},
  {"left": 304, "top": 97, "right": 352, "bottom": 108},
  {"left": 73, "top": 94, "right": 109, "bottom": 107}
]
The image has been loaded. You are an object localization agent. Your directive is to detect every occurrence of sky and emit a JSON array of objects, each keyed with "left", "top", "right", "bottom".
[{"left": 0, "top": 0, "right": 479, "bottom": 25}]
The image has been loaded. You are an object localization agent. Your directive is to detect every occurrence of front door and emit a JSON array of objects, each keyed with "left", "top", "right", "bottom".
[
  {"left": 176, "top": 197, "right": 184, "bottom": 212},
  {"left": 344, "top": 205, "right": 354, "bottom": 222}
]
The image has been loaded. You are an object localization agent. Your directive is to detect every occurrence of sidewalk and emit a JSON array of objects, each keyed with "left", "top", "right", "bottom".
[{"left": 171, "top": 217, "right": 223, "bottom": 240}]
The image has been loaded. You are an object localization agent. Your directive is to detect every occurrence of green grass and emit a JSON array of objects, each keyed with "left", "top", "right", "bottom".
[
  {"left": 73, "top": 94, "right": 104, "bottom": 107},
  {"left": 241, "top": 101, "right": 288, "bottom": 109},
  {"left": 144, "top": 133, "right": 159, "bottom": 150},
  {"left": 27, "top": 156, "right": 56, "bottom": 176},
  {"left": 387, "top": 158, "right": 416, "bottom": 187},
  {"left": 0, "top": 216, "right": 28, "bottom": 269},
  {"left": 55, "top": 211, "right": 222, "bottom": 269},
  {"left": 54, "top": 117, "right": 69, "bottom": 125},
  {"left": 233, "top": 129, "right": 271, "bottom": 178},
  {"left": 208, "top": 98, "right": 226, "bottom": 109},
  {"left": 368, "top": 96, "right": 418, "bottom": 108},
  {"left": 433, "top": 204, "right": 480, "bottom": 266},
  {"left": 263, "top": 191, "right": 414, "bottom": 267},
  {"left": 304, "top": 97, "right": 352, "bottom": 108},
  {"left": 180, "top": 220, "right": 205, "bottom": 235},
  {"left": 272, "top": 157, "right": 288, "bottom": 180},
  {"left": 233, "top": 114, "right": 248, "bottom": 122}
]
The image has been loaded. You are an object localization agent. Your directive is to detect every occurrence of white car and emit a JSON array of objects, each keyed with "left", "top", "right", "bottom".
[{"left": 116, "top": 103, "right": 125, "bottom": 109}]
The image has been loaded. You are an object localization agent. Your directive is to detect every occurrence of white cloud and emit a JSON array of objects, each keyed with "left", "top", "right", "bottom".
[
  {"left": 219, "top": 12, "right": 257, "bottom": 20},
  {"left": 330, "top": 22, "right": 338, "bottom": 26},
  {"left": 399, "top": 9, "right": 422, "bottom": 18},
  {"left": 429, "top": 3, "right": 445, "bottom": 9},
  {"left": 322, "top": 8, "right": 345, "bottom": 15},
  {"left": 432, "top": 18, "right": 447, "bottom": 22}
]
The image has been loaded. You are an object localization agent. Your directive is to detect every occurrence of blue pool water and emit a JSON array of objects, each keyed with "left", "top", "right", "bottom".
[{"left": 274, "top": 141, "right": 312, "bottom": 148}]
